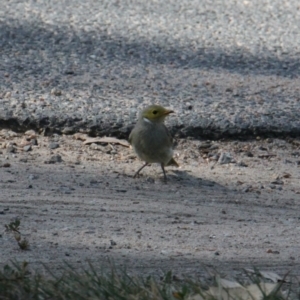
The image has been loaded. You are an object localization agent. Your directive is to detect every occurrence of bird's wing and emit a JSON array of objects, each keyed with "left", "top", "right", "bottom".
[{"left": 163, "top": 124, "right": 173, "bottom": 147}]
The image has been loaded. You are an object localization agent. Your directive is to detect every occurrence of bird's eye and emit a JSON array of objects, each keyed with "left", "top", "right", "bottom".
[{"left": 153, "top": 110, "right": 158, "bottom": 115}]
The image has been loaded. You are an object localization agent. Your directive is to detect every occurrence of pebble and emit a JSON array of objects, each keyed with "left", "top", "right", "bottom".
[
  {"left": 23, "top": 145, "right": 32, "bottom": 152},
  {"left": 49, "top": 142, "right": 60, "bottom": 150},
  {"left": 110, "top": 240, "right": 117, "bottom": 246},
  {"left": 89, "top": 143, "right": 107, "bottom": 152},
  {"left": 146, "top": 177, "right": 155, "bottom": 183},
  {"left": 271, "top": 179, "right": 284, "bottom": 185},
  {"left": 209, "top": 145, "right": 219, "bottom": 150},
  {"left": 31, "top": 139, "right": 38, "bottom": 146},
  {"left": 218, "top": 152, "right": 234, "bottom": 164},
  {"left": 198, "top": 142, "right": 212, "bottom": 149},
  {"left": 51, "top": 88, "right": 62, "bottom": 96},
  {"left": 59, "top": 186, "right": 73, "bottom": 194},
  {"left": 6, "top": 144, "right": 15, "bottom": 153},
  {"left": 45, "top": 154, "right": 63, "bottom": 164},
  {"left": 1, "top": 163, "right": 11, "bottom": 168},
  {"left": 242, "top": 185, "right": 252, "bottom": 193},
  {"left": 236, "top": 161, "right": 248, "bottom": 167},
  {"left": 245, "top": 152, "right": 254, "bottom": 157}
]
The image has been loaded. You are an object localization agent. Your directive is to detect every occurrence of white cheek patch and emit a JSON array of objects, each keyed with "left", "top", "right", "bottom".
[{"left": 143, "top": 117, "right": 152, "bottom": 124}]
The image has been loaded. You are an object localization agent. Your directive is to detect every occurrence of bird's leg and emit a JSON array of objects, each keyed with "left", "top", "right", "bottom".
[
  {"left": 133, "top": 162, "right": 149, "bottom": 178},
  {"left": 161, "top": 163, "right": 167, "bottom": 182}
]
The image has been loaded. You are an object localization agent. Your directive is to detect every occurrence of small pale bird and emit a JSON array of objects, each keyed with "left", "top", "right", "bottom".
[{"left": 129, "top": 105, "right": 179, "bottom": 181}]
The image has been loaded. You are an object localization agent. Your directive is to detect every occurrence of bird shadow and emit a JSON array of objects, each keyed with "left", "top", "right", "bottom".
[
  {"left": 168, "top": 169, "right": 225, "bottom": 189},
  {"left": 126, "top": 166, "right": 226, "bottom": 191}
]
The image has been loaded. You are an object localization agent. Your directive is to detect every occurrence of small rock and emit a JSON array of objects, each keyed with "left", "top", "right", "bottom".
[
  {"left": 27, "top": 185, "right": 33, "bottom": 189},
  {"left": 242, "top": 185, "right": 252, "bottom": 193},
  {"left": 271, "top": 179, "right": 284, "bottom": 185},
  {"left": 146, "top": 177, "right": 155, "bottom": 183},
  {"left": 198, "top": 142, "right": 212, "bottom": 149},
  {"left": 245, "top": 151, "right": 254, "bottom": 157},
  {"left": 49, "top": 142, "right": 60, "bottom": 150},
  {"left": 25, "top": 130, "right": 37, "bottom": 139},
  {"left": 59, "top": 186, "right": 74, "bottom": 194},
  {"left": 266, "top": 249, "right": 280, "bottom": 254},
  {"left": 62, "top": 127, "right": 74, "bottom": 134},
  {"left": 1, "top": 163, "right": 11, "bottom": 168},
  {"left": 110, "top": 240, "right": 117, "bottom": 246},
  {"left": 4, "top": 92, "right": 11, "bottom": 98},
  {"left": 258, "top": 146, "right": 268, "bottom": 151},
  {"left": 28, "top": 174, "right": 37, "bottom": 180},
  {"left": 51, "top": 88, "right": 62, "bottom": 96},
  {"left": 31, "top": 139, "right": 38, "bottom": 146},
  {"left": 23, "top": 145, "right": 32, "bottom": 152},
  {"left": 209, "top": 144, "right": 219, "bottom": 150},
  {"left": 236, "top": 161, "right": 248, "bottom": 167},
  {"left": 45, "top": 154, "right": 63, "bottom": 164},
  {"left": 218, "top": 152, "right": 234, "bottom": 164},
  {"left": 282, "top": 172, "right": 291, "bottom": 178},
  {"left": 6, "top": 144, "right": 15, "bottom": 153},
  {"left": 89, "top": 143, "right": 107, "bottom": 152}
]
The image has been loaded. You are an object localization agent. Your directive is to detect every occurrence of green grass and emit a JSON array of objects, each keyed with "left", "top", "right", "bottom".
[{"left": 0, "top": 261, "right": 295, "bottom": 300}]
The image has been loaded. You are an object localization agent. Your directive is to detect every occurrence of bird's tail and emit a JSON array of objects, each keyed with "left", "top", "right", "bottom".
[{"left": 166, "top": 157, "right": 179, "bottom": 167}]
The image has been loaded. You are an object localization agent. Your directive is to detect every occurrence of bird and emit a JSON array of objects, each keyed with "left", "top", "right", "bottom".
[{"left": 129, "top": 104, "right": 179, "bottom": 181}]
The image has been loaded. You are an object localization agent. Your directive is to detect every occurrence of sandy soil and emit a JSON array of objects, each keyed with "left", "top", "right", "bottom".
[{"left": 1, "top": 129, "right": 300, "bottom": 281}]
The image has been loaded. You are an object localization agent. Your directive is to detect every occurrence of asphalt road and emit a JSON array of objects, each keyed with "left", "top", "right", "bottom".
[{"left": 1, "top": 0, "right": 300, "bottom": 139}]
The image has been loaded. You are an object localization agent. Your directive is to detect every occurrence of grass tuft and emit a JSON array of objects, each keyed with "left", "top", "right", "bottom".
[
  {"left": 5, "top": 219, "right": 30, "bottom": 250},
  {"left": 0, "top": 261, "right": 296, "bottom": 300}
]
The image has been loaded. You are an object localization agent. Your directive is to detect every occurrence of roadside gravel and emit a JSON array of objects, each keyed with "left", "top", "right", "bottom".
[{"left": 1, "top": 0, "right": 300, "bottom": 138}]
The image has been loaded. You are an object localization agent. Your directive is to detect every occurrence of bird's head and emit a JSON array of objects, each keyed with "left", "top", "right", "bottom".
[{"left": 141, "top": 105, "right": 174, "bottom": 123}]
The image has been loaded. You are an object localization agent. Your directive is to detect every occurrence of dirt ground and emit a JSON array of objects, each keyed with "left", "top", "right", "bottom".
[{"left": 1, "top": 129, "right": 300, "bottom": 281}]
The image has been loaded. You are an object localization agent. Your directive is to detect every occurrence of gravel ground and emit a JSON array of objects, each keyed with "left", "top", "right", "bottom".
[
  {"left": 1, "top": 0, "right": 300, "bottom": 138},
  {"left": 1, "top": 129, "right": 300, "bottom": 281}
]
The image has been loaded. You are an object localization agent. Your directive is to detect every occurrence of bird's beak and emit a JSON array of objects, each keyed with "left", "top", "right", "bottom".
[{"left": 163, "top": 110, "right": 174, "bottom": 115}]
